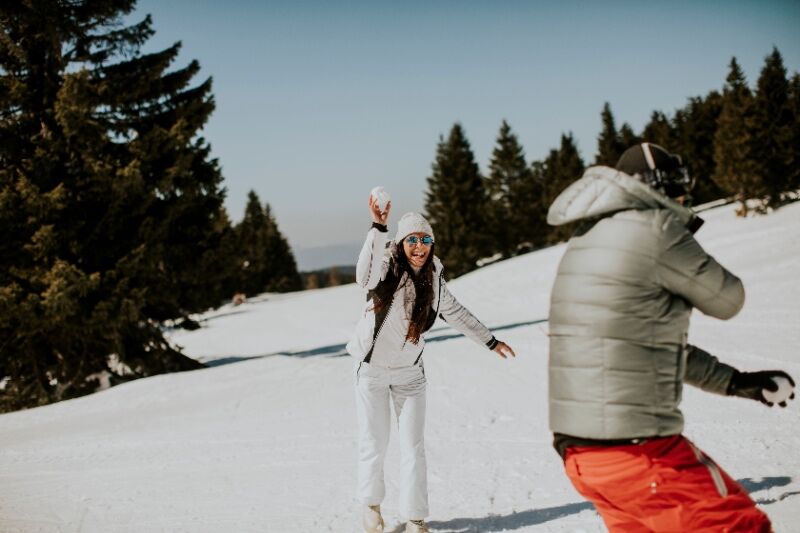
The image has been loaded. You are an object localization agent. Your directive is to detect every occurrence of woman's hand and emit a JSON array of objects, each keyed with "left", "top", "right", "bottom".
[
  {"left": 493, "top": 341, "right": 516, "bottom": 359},
  {"left": 368, "top": 194, "right": 391, "bottom": 225}
]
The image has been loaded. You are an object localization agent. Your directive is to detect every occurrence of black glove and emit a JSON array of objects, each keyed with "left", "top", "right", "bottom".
[{"left": 727, "top": 370, "right": 795, "bottom": 407}]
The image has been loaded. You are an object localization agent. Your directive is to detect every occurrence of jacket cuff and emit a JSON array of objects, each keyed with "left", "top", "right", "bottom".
[
  {"left": 726, "top": 370, "right": 741, "bottom": 396},
  {"left": 371, "top": 222, "right": 388, "bottom": 232},
  {"left": 687, "top": 215, "right": 705, "bottom": 234},
  {"left": 486, "top": 337, "right": 499, "bottom": 350}
]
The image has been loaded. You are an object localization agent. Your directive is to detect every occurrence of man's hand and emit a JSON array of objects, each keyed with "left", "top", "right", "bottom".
[
  {"left": 727, "top": 370, "right": 795, "bottom": 407},
  {"left": 493, "top": 341, "right": 516, "bottom": 359},
  {"left": 368, "top": 194, "right": 390, "bottom": 225}
]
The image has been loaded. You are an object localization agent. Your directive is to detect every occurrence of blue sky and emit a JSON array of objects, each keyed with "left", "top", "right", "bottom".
[{"left": 129, "top": 0, "right": 800, "bottom": 263}]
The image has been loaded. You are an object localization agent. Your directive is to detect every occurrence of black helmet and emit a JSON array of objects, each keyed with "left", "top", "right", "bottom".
[{"left": 615, "top": 143, "right": 694, "bottom": 198}]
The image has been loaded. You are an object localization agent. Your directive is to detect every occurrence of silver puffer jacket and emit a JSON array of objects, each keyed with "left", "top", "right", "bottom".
[{"left": 547, "top": 167, "right": 744, "bottom": 439}]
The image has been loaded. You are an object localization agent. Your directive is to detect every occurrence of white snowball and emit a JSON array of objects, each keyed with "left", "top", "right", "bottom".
[
  {"left": 370, "top": 186, "right": 391, "bottom": 213},
  {"left": 763, "top": 376, "right": 794, "bottom": 404}
]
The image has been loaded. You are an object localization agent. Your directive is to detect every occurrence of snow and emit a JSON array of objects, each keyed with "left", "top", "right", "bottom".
[
  {"left": 1, "top": 202, "right": 799, "bottom": 532},
  {"left": 371, "top": 186, "right": 391, "bottom": 213}
]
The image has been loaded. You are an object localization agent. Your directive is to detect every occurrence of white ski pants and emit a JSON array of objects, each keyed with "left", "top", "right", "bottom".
[{"left": 355, "top": 361, "right": 428, "bottom": 520}]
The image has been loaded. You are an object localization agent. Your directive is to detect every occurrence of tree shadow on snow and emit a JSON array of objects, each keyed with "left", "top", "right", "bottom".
[
  {"left": 738, "top": 476, "right": 799, "bottom": 505},
  {"left": 203, "top": 318, "right": 547, "bottom": 367},
  {"left": 386, "top": 500, "right": 596, "bottom": 533},
  {"left": 203, "top": 342, "right": 348, "bottom": 366},
  {"left": 423, "top": 318, "right": 547, "bottom": 345},
  {"left": 382, "top": 477, "right": 794, "bottom": 532}
]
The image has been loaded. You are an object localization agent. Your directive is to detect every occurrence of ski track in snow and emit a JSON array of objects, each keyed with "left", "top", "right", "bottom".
[{"left": 1, "top": 202, "right": 799, "bottom": 532}]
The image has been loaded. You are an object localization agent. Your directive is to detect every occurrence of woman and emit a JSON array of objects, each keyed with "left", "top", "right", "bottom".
[{"left": 346, "top": 195, "right": 516, "bottom": 533}]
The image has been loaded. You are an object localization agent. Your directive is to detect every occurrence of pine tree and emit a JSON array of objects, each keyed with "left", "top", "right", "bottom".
[
  {"left": 233, "top": 191, "right": 302, "bottom": 296},
  {"left": 424, "top": 123, "right": 488, "bottom": 278},
  {"left": 485, "top": 120, "right": 529, "bottom": 257},
  {"left": 788, "top": 73, "right": 800, "bottom": 192},
  {"left": 713, "top": 58, "right": 762, "bottom": 215},
  {"left": 207, "top": 207, "right": 241, "bottom": 303},
  {"left": 641, "top": 111, "right": 677, "bottom": 150},
  {"left": 515, "top": 159, "right": 549, "bottom": 251},
  {"left": 261, "top": 204, "right": 302, "bottom": 292},
  {"left": 619, "top": 123, "right": 641, "bottom": 150},
  {"left": 673, "top": 92, "right": 726, "bottom": 205},
  {"left": 234, "top": 191, "right": 270, "bottom": 296},
  {"left": 751, "top": 47, "right": 794, "bottom": 208},
  {"left": 595, "top": 102, "right": 624, "bottom": 166},
  {"left": 542, "top": 134, "right": 585, "bottom": 243},
  {"left": 0, "top": 2, "right": 231, "bottom": 410}
]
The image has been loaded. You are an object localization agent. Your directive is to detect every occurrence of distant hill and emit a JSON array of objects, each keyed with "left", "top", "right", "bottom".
[
  {"left": 300, "top": 264, "right": 356, "bottom": 289},
  {"left": 294, "top": 241, "right": 362, "bottom": 271}
]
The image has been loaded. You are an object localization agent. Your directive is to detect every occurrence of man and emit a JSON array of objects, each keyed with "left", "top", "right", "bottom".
[{"left": 546, "top": 142, "right": 794, "bottom": 532}]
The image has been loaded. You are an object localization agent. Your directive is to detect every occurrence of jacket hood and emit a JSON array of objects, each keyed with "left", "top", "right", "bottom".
[{"left": 547, "top": 166, "right": 699, "bottom": 229}]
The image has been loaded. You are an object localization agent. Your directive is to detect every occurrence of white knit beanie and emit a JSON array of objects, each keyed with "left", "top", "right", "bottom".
[{"left": 394, "top": 212, "right": 435, "bottom": 244}]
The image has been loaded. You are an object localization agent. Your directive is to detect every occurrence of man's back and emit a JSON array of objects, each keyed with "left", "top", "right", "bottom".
[{"left": 547, "top": 167, "right": 744, "bottom": 440}]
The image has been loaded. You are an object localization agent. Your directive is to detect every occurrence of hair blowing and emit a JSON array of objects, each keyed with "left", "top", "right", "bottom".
[{"left": 371, "top": 244, "right": 435, "bottom": 344}]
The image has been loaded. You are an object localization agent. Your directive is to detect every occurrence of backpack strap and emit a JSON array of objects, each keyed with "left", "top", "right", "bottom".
[
  {"left": 363, "top": 269, "right": 404, "bottom": 363},
  {"left": 413, "top": 271, "right": 444, "bottom": 366}
]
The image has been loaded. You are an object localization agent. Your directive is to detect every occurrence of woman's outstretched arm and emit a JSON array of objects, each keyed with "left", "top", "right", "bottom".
[{"left": 438, "top": 279, "right": 516, "bottom": 358}]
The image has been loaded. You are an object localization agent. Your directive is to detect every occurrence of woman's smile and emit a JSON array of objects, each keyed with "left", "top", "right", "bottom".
[
  {"left": 404, "top": 233, "right": 431, "bottom": 268},
  {"left": 409, "top": 249, "right": 427, "bottom": 266}
]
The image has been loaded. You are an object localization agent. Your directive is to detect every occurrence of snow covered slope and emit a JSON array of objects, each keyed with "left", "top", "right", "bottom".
[{"left": 1, "top": 202, "right": 799, "bottom": 532}]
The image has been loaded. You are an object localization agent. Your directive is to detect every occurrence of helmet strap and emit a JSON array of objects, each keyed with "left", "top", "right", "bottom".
[{"left": 641, "top": 142, "right": 657, "bottom": 170}]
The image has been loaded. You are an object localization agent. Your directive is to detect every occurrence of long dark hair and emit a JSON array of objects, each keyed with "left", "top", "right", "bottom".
[{"left": 371, "top": 243, "right": 435, "bottom": 344}]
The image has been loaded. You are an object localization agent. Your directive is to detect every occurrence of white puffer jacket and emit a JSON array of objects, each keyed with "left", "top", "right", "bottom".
[{"left": 346, "top": 227, "right": 495, "bottom": 368}]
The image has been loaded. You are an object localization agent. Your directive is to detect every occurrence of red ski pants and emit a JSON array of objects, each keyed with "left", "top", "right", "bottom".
[{"left": 564, "top": 434, "right": 771, "bottom": 532}]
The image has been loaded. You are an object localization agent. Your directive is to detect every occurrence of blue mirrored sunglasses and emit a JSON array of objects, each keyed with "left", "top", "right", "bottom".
[{"left": 405, "top": 235, "right": 433, "bottom": 246}]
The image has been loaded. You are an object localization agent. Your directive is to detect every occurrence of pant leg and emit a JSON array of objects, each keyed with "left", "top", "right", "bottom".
[
  {"left": 391, "top": 365, "right": 428, "bottom": 521},
  {"left": 355, "top": 362, "right": 392, "bottom": 506},
  {"left": 565, "top": 435, "right": 772, "bottom": 533},
  {"left": 565, "top": 449, "right": 652, "bottom": 533},
  {"left": 642, "top": 437, "right": 771, "bottom": 533}
]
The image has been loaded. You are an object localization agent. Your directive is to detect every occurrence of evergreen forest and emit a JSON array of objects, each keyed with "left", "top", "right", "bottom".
[{"left": 1, "top": 1, "right": 797, "bottom": 410}]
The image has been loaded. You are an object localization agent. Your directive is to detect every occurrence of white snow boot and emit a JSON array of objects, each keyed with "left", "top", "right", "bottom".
[
  {"left": 405, "top": 519, "right": 429, "bottom": 533},
  {"left": 362, "top": 504, "right": 384, "bottom": 533}
]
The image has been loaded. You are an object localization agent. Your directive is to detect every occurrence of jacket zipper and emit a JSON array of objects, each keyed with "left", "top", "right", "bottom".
[
  {"left": 365, "top": 277, "right": 400, "bottom": 359},
  {"left": 411, "top": 271, "right": 443, "bottom": 364}
]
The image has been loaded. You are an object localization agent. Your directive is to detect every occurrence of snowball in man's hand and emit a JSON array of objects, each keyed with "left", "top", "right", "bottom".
[
  {"left": 763, "top": 376, "right": 794, "bottom": 404},
  {"left": 371, "top": 186, "right": 391, "bottom": 213}
]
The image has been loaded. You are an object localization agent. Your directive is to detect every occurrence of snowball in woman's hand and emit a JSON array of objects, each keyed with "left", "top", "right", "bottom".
[
  {"left": 370, "top": 186, "right": 391, "bottom": 213},
  {"left": 763, "top": 376, "right": 794, "bottom": 404}
]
